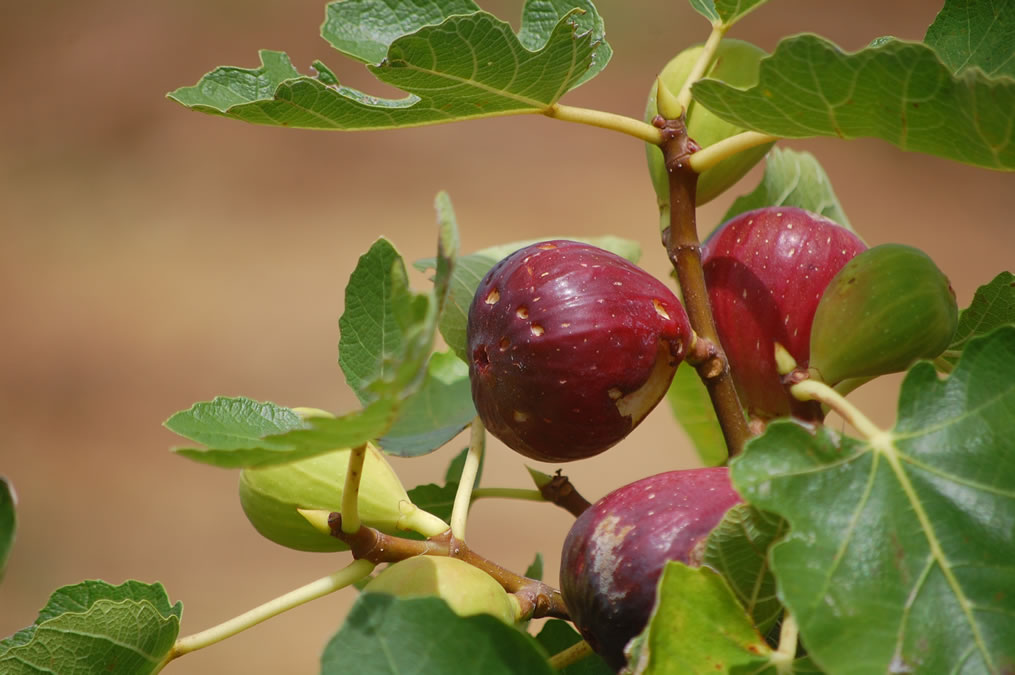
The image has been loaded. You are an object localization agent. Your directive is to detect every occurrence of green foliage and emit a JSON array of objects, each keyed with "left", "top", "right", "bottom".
[
  {"left": 688, "top": 0, "right": 771, "bottom": 27},
  {"left": 924, "top": 0, "right": 1015, "bottom": 77},
  {"left": 626, "top": 563, "right": 772, "bottom": 673},
  {"left": 168, "top": 0, "right": 611, "bottom": 131},
  {"left": 0, "top": 581, "right": 181, "bottom": 675},
  {"left": 944, "top": 271, "right": 1015, "bottom": 366},
  {"left": 720, "top": 147, "right": 853, "bottom": 233},
  {"left": 702, "top": 504, "right": 786, "bottom": 634},
  {"left": 732, "top": 327, "right": 1015, "bottom": 674},
  {"left": 693, "top": 34, "right": 1015, "bottom": 171},
  {"left": 0, "top": 478, "right": 14, "bottom": 582},
  {"left": 535, "top": 620, "right": 612, "bottom": 674},
  {"left": 320, "top": 594, "right": 554, "bottom": 674}
]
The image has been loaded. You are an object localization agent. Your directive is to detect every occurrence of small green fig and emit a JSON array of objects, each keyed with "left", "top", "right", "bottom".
[
  {"left": 363, "top": 556, "right": 520, "bottom": 624},
  {"left": 645, "top": 39, "right": 774, "bottom": 217},
  {"left": 239, "top": 442, "right": 444, "bottom": 552},
  {"left": 809, "top": 243, "right": 958, "bottom": 385}
]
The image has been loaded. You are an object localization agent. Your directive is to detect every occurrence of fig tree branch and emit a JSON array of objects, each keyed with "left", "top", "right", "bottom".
[
  {"left": 657, "top": 114, "right": 752, "bottom": 457},
  {"left": 328, "top": 515, "right": 570, "bottom": 620}
]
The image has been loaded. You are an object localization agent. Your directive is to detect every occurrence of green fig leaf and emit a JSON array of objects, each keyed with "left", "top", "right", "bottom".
[
  {"left": 731, "top": 326, "right": 1015, "bottom": 674},
  {"left": 942, "top": 271, "right": 1015, "bottom": 367},
  {"left": 320, "top": 594, "right": 555, "bottom": 674},
  {"left": 414, "top": 235, "right": 641, "bottom": 362},
  {"left": 525, "top": 552, "right": 544, "bottom": 582},
  {"left": 665, "top": 363, "right": 727, "bottom": 467},
  {"left": 0, "top": 580, "right": 181, "bottom": 674},
  {"left": 535, "top": 619, "right": 612, "bottom": 674},
  {"left": 626, "top": 563, "right": 772, "bottom": 674},
  {"left": 0, "top": 478, "right": 14, "bottom": 583},
  {"left": 434, "top": 191, "right": 460, "bottom": 316},
  {"left": 378, "top": 351, "right": 475, "bottom": 457},
  {"left": 721, "top": 147, "right": 854, "bottom": 233},
  {"left": 688, "top": 0, "right": 770, "bottom": 27},
  {"left": 169, "top": 1, "right": 610, "bottom": 131},
  {"left": 339, "top": 238, "right": 432, "bottom": 404},
  {"left": 444, "top": 444, "right": 484, "bottom": 486},
  {"left": 165, "top": 396, "right": 305, "bottom": 451},
  {"left": 405, "top": 481, "right": 459, "bottom": 523},
  {"left": 693, "top": 34, "right": 1015, "bottom": 171},
  {"left": 703, "top": 504, "right": 786, "bottom": 634},
  {"left": 925, "top": 0, "right": 1015, "bottom": 78}
]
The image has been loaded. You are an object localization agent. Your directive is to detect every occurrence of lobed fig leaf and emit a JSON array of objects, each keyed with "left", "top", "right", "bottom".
[
  {"left": 239, "top": 441, "right": 440, "bottom": 552},
  {"left": 645, "top": 39, "right": 775, "bottom": 220},
  {"left": 809, "top": 243, "right": 958, "bottom": 384},
  {"left": 467, "top": 240, "right": 692, "bottom": 462},
  {"left": 363, "top": 555, "right": 518, "bottom": 624}
]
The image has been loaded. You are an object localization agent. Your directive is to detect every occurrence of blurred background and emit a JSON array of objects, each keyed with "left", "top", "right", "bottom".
[{"left": 1, "top": 0, "right": 1011, "bottom": 672}]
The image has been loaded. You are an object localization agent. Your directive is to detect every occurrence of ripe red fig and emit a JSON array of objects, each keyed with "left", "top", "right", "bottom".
[
  {"left": 467, "top": 240, "right": 693, "bottom": 462},
  {"left": 559, "top": 468, "right": 743, "bottom": 670},
  {"left": 703, "top": 207, "right": 866, "bottom": 420}
]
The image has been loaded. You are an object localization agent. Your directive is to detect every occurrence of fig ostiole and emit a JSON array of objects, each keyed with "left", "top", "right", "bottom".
[
  {"left": 239, "top": 441, "right": 448, "bottom": 552},
  {"left": 645, "top": 38, "right": 775, "bottom": 216},
  {"left": 703, "top": 206, "right": 867, "bottom": 421},
  {"left": 559, "top": 468, "right": 743, "bottom": 670},
  {"left": 363, "top": 555, "right": 520, "bottom": 624},
  {"left": 809, "top": 243, "right": 959, "bottom": 384},
  {"left": 466, "top": 240, "right": 693, "bottom": 462}
]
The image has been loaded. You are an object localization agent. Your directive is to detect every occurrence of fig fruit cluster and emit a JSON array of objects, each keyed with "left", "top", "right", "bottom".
[
  {"left": 466, "top": 240, "right": 693, "bottom": 462},
  {"left": 703, "top": 207, "right": 958, "bottom": 420}
]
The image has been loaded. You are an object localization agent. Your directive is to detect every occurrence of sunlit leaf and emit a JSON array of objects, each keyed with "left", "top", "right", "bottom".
[
  {"left": 925, "top": 0, "right": 1015, "bottom": 78},
  {"left": 693, "top": 34, "right": 1015, "bottom": 171},
  {"left": 731, "top": 327, "right": 1015, "bottom": 674}
]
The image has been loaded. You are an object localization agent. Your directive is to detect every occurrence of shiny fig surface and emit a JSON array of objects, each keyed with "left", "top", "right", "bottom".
[
  {"left": 559, "top": 468, "right": 743, "bottom": 670},
  {"left": 810, "top": 243, "right": 958, "bottom": 384},
  {"left": 703, "top": 207, "right": 867, "bottom": 420},
  {"left": 467, "top": 240, "right": 692, "bottom": 462}
]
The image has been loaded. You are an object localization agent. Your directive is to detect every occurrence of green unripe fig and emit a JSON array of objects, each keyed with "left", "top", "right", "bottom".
[
  {"left": 809, "top": 244, "right": 958, "bottom": 385},
  {"left": 363, "top": 556, "right": 520, "bottom": 624},
  {"left": 645, "top": 39, "right": 774, "bottom": 218},
  {"left": 239, "top": 441, "right": 442, "bottom": 552}
]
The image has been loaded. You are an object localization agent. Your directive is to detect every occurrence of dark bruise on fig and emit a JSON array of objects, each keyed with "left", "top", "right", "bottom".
[
  {"left": 466, "top": 240, "right": 692, "bottom": 462},
  {"left": 559, "top": 468, "right": 743, "bottom": 670},
  {"left": 703, "top": 207, "right": 866, "bottom": 421}
]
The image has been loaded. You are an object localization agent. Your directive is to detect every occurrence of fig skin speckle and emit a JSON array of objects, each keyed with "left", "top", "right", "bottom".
[
  {"left": 467, "top": 240, "right": 692, "bottom": 462},
  {"left": 560, "top": 468, "right": 743, "bottom": 670},
  {"left": 703, "top": 207, "right": 866, "bottom": 421}
]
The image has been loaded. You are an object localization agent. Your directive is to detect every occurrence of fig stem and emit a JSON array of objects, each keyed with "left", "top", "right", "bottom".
[
  {"left": 548, "top": 639, "right": 594, "bottom": 670},
  {"left": 772, "top": 612, "right": 799, "bottom": 673},
  {"left": 673, "top": 22, "right": 728, "bottom": 113},
  {"left": 327, "top": 517, "right": 570, "bottom": 620},
  {"left": 156, "top": 558, "right": 376, "bottom": 671},
  {"left": 471, "top": 487, "right": 545, "bottom": 502},
  {"left": 658, "top": 115, "right": 752, "bottom": 458},
  {"left": 450, "top": 417, "right": 485, "bottom": 540},
  {"left": 544, "top": 103, "right": 663, "bottom": 144},
  {"left": 789, "top": 379, "right": 884, "bottom": 441},
  {"left": 340, "top": 443, "right": 369, "bottom": 534},
  {"left": 688, "top": 130, "right": 779, "bottom": 174},
  {"left": 536, "top": 471, "right": 593, "bottom": 518}
]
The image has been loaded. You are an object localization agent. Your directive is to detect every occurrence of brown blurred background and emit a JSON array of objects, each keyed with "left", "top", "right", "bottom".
[{"left": 1, "top": 0, "right": 1011, "bottom": 672}]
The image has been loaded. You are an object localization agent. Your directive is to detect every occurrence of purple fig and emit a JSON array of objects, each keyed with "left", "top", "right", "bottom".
[
  {"left": 703, "top": 207, "right": 866, "bottom": 420},
  {"left": 559, "top": 468, "right": 743, "bottom": 670},
  {"left": 467, "top": 240, "right": 693, "bottom": 462}
]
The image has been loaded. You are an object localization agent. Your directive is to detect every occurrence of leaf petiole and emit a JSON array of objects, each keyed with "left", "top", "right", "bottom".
[
  {"left": 688, "top": 131, "right": 780, "bottom": 174},
  {"left": 471, "top": 487, "right": 545, "bottom": 502},
  {"left": 548, "top": 639, "right": 594, "bottom": 670},
  {"left": 674, "top": 22, "right": 729, "bottom": 113},
  {"left": 450, "top": 417, "right": 485, "bottom": 540},
  {"left": 156, "top": 558, "right": 376, "bottom": 671},
  {"left": 544, "top": 103, "right": 662, "bottom": 144},
  {"left": 340, "top": 444, "right": 368, "bottom": 534}
]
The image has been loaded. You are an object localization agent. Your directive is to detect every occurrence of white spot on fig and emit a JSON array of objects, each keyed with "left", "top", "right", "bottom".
[
  {"left": 531, "top": 324, "right": 544, "bottom": 336},
  {"left": 485, "top": 289, "right": 500, "bottom": 305},
  {"left": 516, "top": 306, "right": 529, "bottom": 319},
  {"left": 499, "top": 337, "right": 510, "bottom": 351},
  {"left": 608, "top": 387, "right": 623, "bottom": 400},
  {"left": 590, "top": 515, "right": 635, "bottom": 603},
  {"left": 561, "top": 322, "right": 571, "bottom": 328},
  {"left": 513, "top": 410, "right": 529, "bottom": 422},
  {"left": 652, "top": 299, "right": 671, "bottom": 320},
  {"left": 613, "top": 281, "right": 623, "bottom": 286},
  {"left": 537, "top": 243, "right": 557, "bottom": 250}
]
